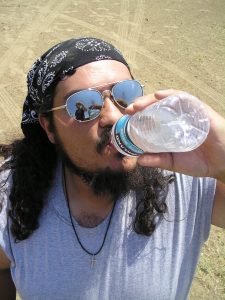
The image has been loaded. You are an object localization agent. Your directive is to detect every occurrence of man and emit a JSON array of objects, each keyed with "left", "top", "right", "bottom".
[{"left": 0, "top": 37, "right": 224, "bottom": 300}]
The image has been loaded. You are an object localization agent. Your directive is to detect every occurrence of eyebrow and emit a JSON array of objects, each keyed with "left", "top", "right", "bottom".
[{"left": 64, "top": 88, "right": 86, "bottom": 100}]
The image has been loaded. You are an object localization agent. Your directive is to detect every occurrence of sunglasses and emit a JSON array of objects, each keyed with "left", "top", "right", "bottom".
[{"left": 46, "top": 79, "right": 144, "bottom": 122}]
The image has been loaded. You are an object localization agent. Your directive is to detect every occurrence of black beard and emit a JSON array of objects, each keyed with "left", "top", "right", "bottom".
[{"left": 53, "top": 127, "right": 158, "bottom": 201}]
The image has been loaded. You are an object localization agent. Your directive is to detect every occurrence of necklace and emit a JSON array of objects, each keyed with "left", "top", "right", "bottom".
[{"left": 62, "top": 165, "right": 116, "bottom": 267}]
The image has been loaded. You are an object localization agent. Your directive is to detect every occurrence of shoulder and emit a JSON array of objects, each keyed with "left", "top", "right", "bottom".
[
  {"left": 172, "top": 171, "right": 216, "bottom": 194},
  {"left": 212, "top": 181, "right": 225, "bottom": 228},
  {"left": 164, "top": 172, "right": 216, "bottom": 242},
  {"left": 166, "top": 171, "right": 216, "bottom": 218}
]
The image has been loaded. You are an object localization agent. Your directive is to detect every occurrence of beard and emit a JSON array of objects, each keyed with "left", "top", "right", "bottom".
[{"left": 53, "top": 126, "right": 159, "bottom": 201}]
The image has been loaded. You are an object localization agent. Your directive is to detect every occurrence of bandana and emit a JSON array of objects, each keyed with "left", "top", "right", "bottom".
[{"left": 21, "top": 37, "right": 129, "bottom": 132}]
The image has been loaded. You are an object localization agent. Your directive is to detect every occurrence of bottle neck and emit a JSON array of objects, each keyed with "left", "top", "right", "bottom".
[{"left": 111, "top": 115, "right": 144, "bottom": 157}]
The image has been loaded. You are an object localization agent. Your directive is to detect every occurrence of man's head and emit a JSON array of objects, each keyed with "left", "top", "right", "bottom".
[
  {"left": 22, "top": 37, "right": 142, "bottom": 176},
  {"left": 21, "top": 37, "right": 146, "bottom": 199},
  {"left": 21, "top": 37, "right": 130, "bottom": 128},
  {"left": 40, "top": 60, "right": 138, "bottom": 174},
  {"left": 3, "top": 37, "right": 171, "bottom": 241}
]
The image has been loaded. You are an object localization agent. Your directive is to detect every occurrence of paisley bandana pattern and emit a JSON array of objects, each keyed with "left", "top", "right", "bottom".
[{"left": 21, "top": 37, "right": 129, "bottom": 130}]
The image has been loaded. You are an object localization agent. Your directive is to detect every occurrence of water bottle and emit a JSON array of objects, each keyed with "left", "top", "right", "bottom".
[{"left": 111, "top": 92, "right": 210, "bottom": 157}]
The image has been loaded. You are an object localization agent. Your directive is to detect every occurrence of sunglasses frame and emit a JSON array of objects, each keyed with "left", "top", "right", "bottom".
[{"left": 45, "top": 79, "right": 144, "bottom": 123}]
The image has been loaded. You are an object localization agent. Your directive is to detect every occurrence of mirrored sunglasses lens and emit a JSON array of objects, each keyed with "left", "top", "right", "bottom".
[
  {"left": 112, "top": 80, "right": 143, "bottom": 108},
  {"left": 66, "top": 90, "right": 103, "bottom": 121}
]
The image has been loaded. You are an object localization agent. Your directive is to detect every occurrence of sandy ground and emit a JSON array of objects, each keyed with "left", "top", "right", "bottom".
[{"left": 0, "top": 0, "right": 225, "bottom": 298}]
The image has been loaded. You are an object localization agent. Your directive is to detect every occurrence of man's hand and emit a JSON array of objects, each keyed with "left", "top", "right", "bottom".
[{"left": 125, "top": 89, "right": 225, "bottom": 183}]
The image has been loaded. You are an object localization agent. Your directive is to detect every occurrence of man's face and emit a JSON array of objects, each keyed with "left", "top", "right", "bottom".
[{"left": 52, "top": 60, "right": 138, "bottom": 174}]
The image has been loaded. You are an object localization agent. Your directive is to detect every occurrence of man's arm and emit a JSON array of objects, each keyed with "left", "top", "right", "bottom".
[
  {"left": 0, "top": 248, "right": 16, "bottom": 300},
  {"left": 127, "top": 90, "right": 225, "bottom": 229},
  {"left": 212, "top": 181, "right": 225, "bottom": 228}
]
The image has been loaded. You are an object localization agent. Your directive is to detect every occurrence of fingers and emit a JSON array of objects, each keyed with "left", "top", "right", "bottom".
[
  {"left": 137, "top": 153, "right": 174, "bottom": 171},
  {"left": 125, "top": 93, "right": 158, "bottom": 115},
  {"left": 154, "top": 89, "right": 181, "bottom": 100},
  {"left": 125, "top": 89, "right": 184, "bottom": 115}
]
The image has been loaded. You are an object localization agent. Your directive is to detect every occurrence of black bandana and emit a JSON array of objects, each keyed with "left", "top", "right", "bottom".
[{"left": 21, "top": 37, "right": 129, "bottom": 131}]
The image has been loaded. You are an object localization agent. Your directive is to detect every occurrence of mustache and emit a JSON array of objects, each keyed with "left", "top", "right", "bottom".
[{"left": 96, "top": 126, "right": 112, "bottom": 154}]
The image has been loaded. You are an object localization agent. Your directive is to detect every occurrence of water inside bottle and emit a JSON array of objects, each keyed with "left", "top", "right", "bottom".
[{"left": 128, "top": 94, "right": 210, "bottom": 153}]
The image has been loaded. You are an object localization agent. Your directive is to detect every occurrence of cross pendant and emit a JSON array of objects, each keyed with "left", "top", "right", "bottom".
[{"left": 91, "top": 255, "right": 96, "bottom": 267}]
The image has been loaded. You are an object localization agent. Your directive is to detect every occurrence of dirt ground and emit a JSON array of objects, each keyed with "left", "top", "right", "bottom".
[{"left": 0, "top": 0, "right": 225, "bottom": 299}]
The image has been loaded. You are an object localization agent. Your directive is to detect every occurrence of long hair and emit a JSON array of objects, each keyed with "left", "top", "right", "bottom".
[
  {"left": 133, "top": 169, "right": 173, "bottom": 235},
  {"left": 0, "top": 88, "right": 58, "bottom": 241},
  {"left": 0, "top": 84, "right": 174, "bottom": 241}
]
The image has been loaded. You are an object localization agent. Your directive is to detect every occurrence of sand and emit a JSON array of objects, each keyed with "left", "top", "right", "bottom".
[{"left": 1, "top": 0, "right": 225, "bottom": 298}]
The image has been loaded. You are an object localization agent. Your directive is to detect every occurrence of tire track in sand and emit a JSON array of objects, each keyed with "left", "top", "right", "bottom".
[
  {"left": 117, "top": 0, "right": 145, "bottom": 68},
  {"left": 0, "top": 88, "right": 21, "bottom": 128},
  {"left": 57, "top": 15, "right": 225, "bottom": 111},
  {"left": 124, "top": 0, "right": 145, "bottom": 66},
  {"left": 0, "top": 0, "right": 70, "bottom": 78},
  {"left": 117, "top": 0, "right": 130, "bottom": 54}
]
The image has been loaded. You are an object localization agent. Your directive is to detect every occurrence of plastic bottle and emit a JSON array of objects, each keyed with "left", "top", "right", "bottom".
[{"left": 111, "top": 92, "right": 210, "bottom": 157}]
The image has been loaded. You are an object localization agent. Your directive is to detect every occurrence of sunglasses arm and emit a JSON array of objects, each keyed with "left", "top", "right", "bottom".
[{"left": 47, "top": 105, "right": 67, "bottom": 112}]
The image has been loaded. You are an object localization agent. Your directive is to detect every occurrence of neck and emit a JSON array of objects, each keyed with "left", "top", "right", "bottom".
[{"left": 64, "top": 166, "right": 114, "bottom": 227}]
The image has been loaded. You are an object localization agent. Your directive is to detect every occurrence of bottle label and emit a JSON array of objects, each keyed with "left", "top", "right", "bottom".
[{"left": 114, "top": 115, "right": 144, "bottom": 156}]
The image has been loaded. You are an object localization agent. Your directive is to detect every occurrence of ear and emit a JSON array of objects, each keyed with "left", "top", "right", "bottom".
[{"left": 39, "top": 115, "right": 56, "bottom": 144}]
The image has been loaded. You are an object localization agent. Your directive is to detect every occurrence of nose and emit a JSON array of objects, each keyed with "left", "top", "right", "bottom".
[{"left": 98, "top": 91, "right": 124, "bottom": 127}]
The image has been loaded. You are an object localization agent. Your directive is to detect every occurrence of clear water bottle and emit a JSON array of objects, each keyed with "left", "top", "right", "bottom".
[{"left": 111, "top": 92, "right": 210, "bottom": 157}]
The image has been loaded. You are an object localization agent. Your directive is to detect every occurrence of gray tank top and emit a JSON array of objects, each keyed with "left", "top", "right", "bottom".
[{"left": 0, "top": 163, "right": 216, "bottom": 300}]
